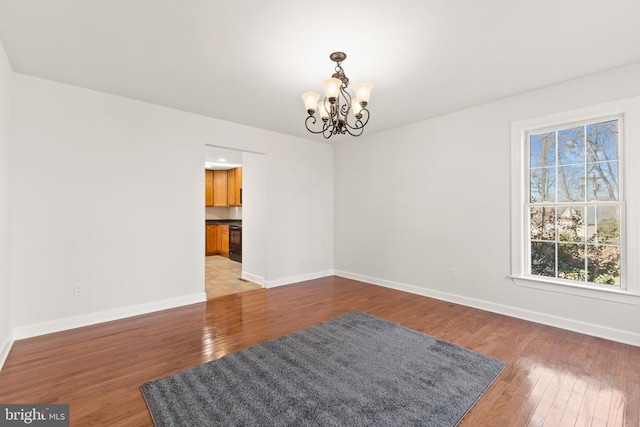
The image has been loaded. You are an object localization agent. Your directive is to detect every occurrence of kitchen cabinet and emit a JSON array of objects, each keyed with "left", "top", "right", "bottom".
[
  {"left": 205, "top": 224, "right": 230, "bottom": 257},
  {"left": 206, "top": 225, "right": 220, "bottom": 255},
  {"left": 213, "top": 170, "right": 228, "bottom": 207},
  {"left": 205, "top": 170, "right": 214, "bottom": 207},
  {"left": 205, "top": 167, "right": 242, "bottom": 207},
  {"left": 220, "top": 226, "right": 229, "bottom": 257},
  {"left": 227, "top": 167, "right": 242, "bottom": 207}
]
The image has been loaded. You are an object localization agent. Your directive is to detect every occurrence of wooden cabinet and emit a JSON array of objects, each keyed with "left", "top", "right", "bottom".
[
  {"left": 205, "top": 170, "right": 214, "bottom": 207},
  {"left": 205, "top": 224, "right": 229, "bottom": 257},
  {"left": 206, "top": 225, "right": 221, "bottom": 255},
  {"left": 227, "top": 167, "right": 242, "bottom": 207},
  {"left": 220, "top": 226, "right": 229, "bottom": 257},
  {"left": 227, "top": 169, "right": 236, "bottom": 206},
  {"left": 213, "top": 170, "right": 228, "bottom": 207},
  {"left": 205, "top": 167, "right": 242, "bottom": 207}
]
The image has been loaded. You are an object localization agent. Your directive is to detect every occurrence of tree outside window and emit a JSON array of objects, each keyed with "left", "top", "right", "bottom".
[{"left": 528, "top": 120, "right": 621, "bottom": 286}]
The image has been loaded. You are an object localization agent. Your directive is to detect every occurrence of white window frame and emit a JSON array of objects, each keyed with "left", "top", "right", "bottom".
[{"left": 511, "top": 97, "right": 640, "bottom": 305}]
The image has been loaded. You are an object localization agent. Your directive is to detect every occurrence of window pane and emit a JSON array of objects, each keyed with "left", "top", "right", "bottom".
[
  {"left": 558, "top": 206, "right": 584, "bottom": 242},
  {"left": 587, "top": 245, "right": 620, "bottom": 286},
  {"left": 530, "top": 132, "right": 556, "bottom": 168},
  {"left": 586, "top": 120, "right": 618, "bottom": 162},
  {"left": 558, "top": 126, "right": 584, "bottom": 165},
  {"left": 531, "top": 242, "right": 556, "bottom": 277},
  {"left": 587, "top": 162, "right": 618, "bottom": 201},
  {"left": 558, "top": 243, "right": 585, "bottom": 282},
  {"left": 557, "top": 165, "right": 584, "bottom": 202},
  {"left": 585, "top": 206, "right": 596, "bottom": 243},
  {"left": 530, "top": 206, "right": 556, "bottom": 241},
  {"left": 587, "top": 205, "right": 620, "bottom": 245},
  {"left": 530, "top": 168, "right": 556, "bottom": 202}
]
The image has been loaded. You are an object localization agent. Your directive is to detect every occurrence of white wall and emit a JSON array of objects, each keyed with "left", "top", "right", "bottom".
[
  {"left": 242, "top": 152, "right": 268, "bottom": 284},
  {"left": 11, "top": 74, "right": 333, "bottom": 335},
  {"left": 334, "top": 62, "right": 640, "bottom": 345},
  {"left": 0, "top": 40, "right": 12, "bottom": 366}
]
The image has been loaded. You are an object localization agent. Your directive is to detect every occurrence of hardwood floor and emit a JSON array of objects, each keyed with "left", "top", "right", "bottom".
[{"left": 0, "top": 276, "right": 638, "bottom": 426}]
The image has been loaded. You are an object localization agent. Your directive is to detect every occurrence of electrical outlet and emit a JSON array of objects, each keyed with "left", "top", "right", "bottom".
[
  {"left": 74, "top": 284, "right": 85, "bottom": 296},
  {"left": 450, "top": 268, "right": 458, "bottom": 279}
]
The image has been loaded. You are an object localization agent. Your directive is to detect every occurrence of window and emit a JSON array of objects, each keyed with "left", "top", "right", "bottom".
[
  {"left": 511, "top": 98, "right": 640, "bottom": 303},
  {"left": 529, "top": 119, "right": 621, "bottom": 286}
]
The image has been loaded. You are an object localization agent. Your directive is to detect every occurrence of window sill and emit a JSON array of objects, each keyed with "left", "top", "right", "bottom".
[{"left": 511, "top": 276, "right": 640, "bottom": 305}]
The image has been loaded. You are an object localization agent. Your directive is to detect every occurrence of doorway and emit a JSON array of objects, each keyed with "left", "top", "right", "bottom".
[{"left": 204, "top": 145, "right": 262, "bottom": 299}]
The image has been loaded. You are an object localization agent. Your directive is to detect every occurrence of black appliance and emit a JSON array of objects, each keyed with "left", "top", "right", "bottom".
[{"left": 229, "top": 225, "right": 242, "bottom": 263}]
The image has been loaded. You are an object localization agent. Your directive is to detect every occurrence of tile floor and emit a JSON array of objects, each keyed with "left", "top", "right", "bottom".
[{"left": 205, "top": 255, "right": 262, "bottom": 299}]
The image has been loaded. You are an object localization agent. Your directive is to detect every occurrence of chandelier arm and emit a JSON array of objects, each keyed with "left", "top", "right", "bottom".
[
  {"left": 304, "top": 115, "right": 327, "bottom": 135},
  {"left": 331, "top": 103, "right": 347, "bottom": 135},
  {"left": 339, "top": 85, "right": 352, "bottom": 118},
  {"left": 330, "top": 103, "right": 339, "bottom": 123},
  {"left": 344, "top": 108, "right": 370, "bottom": 131},
  {"left": 340, "top": 84, "right": 352, "bottom": 102},
  {"left": 322, "top": 121, "right": 337, "bottom": 139},
  {"left": 344, "top": 125, "right": 365, "bottom": 137},
  {"left": 343, "top": 123, "right": 363, "bottom": 135},
  {"left": 339, "top": 103, "right": 349, "bottom": 120},
  {"left": 343, "top": 114, "right": 366, "bottom": 136}
]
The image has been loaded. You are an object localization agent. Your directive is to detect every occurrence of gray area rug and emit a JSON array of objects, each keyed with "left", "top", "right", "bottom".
[{"left": 141, "top": 311, "right": 506, "bottom": 426}]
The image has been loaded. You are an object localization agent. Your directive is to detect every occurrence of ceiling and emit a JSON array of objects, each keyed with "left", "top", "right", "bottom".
[
  {"left": 0, "top": 1, "right": 639, "bottom": 142},
  {"left": 205, "top": 146, "right": 242, "bottom": 170}
]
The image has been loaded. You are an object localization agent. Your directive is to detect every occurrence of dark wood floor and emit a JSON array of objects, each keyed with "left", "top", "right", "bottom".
[{"left": 1, "top": 276, "right": 638, "bottom": 426}]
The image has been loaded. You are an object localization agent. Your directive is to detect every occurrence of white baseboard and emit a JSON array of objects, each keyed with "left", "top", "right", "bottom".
[
  {"left": 0, "top": 337, "right": 13, "bottom": 372},
  {"left": 241, "top": 271, "right": 266, "bottom": 287},
  {"left": 335, "top": 270, "right": 640, "bottom": 347},
  {"left": 266, "top": 270, "right": 334, "bottom": 289},
  {"left": 12, "top": 292, "right": 207, "bottom": 340}
]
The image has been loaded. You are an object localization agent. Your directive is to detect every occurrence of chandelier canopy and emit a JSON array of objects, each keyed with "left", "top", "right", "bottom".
[{"left": 301, "top": 52, "right": 372, "bottom": 139}]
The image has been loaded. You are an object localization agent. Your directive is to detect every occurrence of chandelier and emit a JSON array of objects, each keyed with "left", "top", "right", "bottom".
[{"left": 301, "top": 52, "right": 372, "bottom": 139}]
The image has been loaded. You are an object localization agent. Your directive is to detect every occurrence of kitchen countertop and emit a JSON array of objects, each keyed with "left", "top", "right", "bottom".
[{"left": 205, "top": 219, "right": 242, "bottom": 226}]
